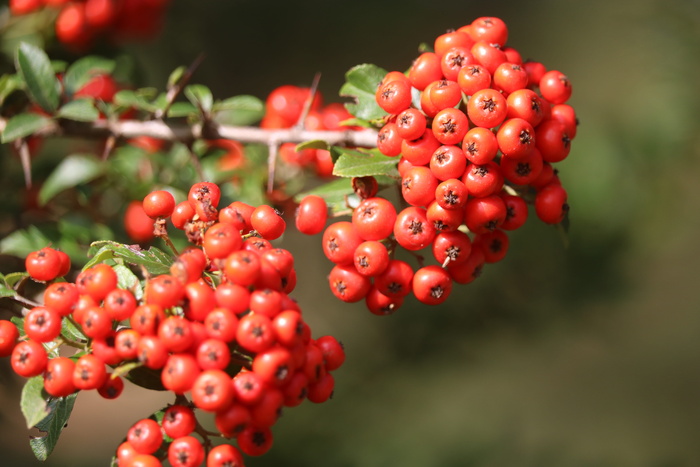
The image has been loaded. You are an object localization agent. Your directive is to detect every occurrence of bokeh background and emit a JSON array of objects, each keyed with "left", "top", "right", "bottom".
[{"left": 1, "top": 0, "right": 700, "bottom": 465}]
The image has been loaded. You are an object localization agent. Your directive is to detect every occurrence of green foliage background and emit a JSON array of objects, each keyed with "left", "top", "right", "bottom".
[{"left": 1, "top": 0, "right": 700, "bottom": 465}]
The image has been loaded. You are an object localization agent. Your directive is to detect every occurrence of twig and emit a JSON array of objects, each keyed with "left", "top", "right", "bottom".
[{"left": 155, "top": 53, "right": 206, "bottom": 121}]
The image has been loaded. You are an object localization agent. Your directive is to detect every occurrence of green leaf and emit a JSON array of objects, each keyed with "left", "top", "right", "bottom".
[
  {"left": 86, "top": 241, "right": 173, "bottom": 275},
  {"left": 4, "top": 271, "right": 29, "bottom": 288},
  {"left": 15, "top": 42, "right": 61, "bottom": 113},
  {"left": 0, "top": 225, "right": 52, "bottom": 256},
  {"left": 0, "top": 73, "right": 24, "bottom": 106},
  {"left": 1, "top": 112, "right": 53, "bottom": 143},
  {"left": 296, "top": 140, "right": 330, "bottom": 152},
  {"left": 113, "top": 89, "right": 158, "bottom": 112},
  {"left": 339, "top": 63, "right": 388, "bottom": 121},
  {"left": 332, "top": 147, "right": 399, "bottom": 179},
  {"left": 29, "top": 393, "right": 78, "bottom": 461},
  {"left": 0, "top": 284, "right": 15, "bottom": 298},
  {"left": 63, "top": 56, "right": 115, "bottom": 95},
  {"left": 213, "top": 95, "right": 264, "bottom": 126},
  {"left": 113, "top": 263, "right": 143, "bottom": 299},
  {"left": 60, "top": 317, "right": 86, "bottom": 343},
  {"left": 184, "top": 84, "right": 213, "bottom": 113},
  {"left": 339, "top": 117, "right": 375, "bottom": 129},
  {"left": 167, "top": 101, "right": 197, "bottom": 118},
  {"left": 21, "top": 376, "right": 50, "bottom": 429},
  {"left": 56, "top": 98, "right": 99, "bottom": 122},
  {"left": 38, "top": 154, "right": 104, "bottom": 206},
  {"left": 123, "top": 365, "right": 166, "bottom": 391},
  {"left": 167, "top": 66, "right": 186, "bottom": 89},
  {"left": 295, "top": 178, "right": 354, "bottom": 214}
]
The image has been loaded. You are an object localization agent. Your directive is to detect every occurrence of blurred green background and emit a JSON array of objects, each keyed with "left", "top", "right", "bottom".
[{"left": 2, "top": 0, "right": 700, "bottom": 465}]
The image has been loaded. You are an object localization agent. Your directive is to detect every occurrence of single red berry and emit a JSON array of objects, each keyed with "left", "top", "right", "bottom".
[
  {"left": 43, "top": 357, "right": 76, "bottom": 397},
  {"left": 462, "top": 127, "right": 499, "bottom": 165},
  {"left": 401, "top": 128, "right": 441, "bottom": 165},
  {"left": 353, "top": 241, "right": 390, "bottom": 277},
  {"left": 365, "top": 286, "right": 404, "bottom": 315},
  {"left": 236, "top": 313, "right": 275, "bottom": 353},
  {"left": 376, "top": 122, "right": 403, "bottom": 157},
  {"left": 467, "top": 88, "right": 508, "bottom": 128},
  {"left": 401, "top": 166, "right": 439, "bottom": 208},
  {"left": 168, "top": 436, "right": 205, "bottom": 467},
  {"left": 464, "top": 195, "right": 507, "bottom": 234},
  {"left": 470, "top": 40, "right": 507, "bottom": 74},
  {"left": 215, "top": 403, "right": 252, "bottom": 438},
  {"left": 11, "top": 340, "right": 48, "bottom": 377},
  {"left": 462, "top": 161, "right": 504, "bottom": 198},
  {"left": 124, "top": 200, "right": 155, "bottom": 243},
  {"left": 328, "top": 264, "right": 371, "bottom": 303},
  {"left": 191, "top": 369, "right": 234, "bottom": 412},
  {"left": 500, "top": 193, "right": 529, "bottom": 230},
  {"left": 457, "top": 64, "right": 492, "bottom": 96},
  {"left": 432, "top": 230, "right": 473, "bottom": 267},
  {"left": 202, "top": 222, "right": 243, "bottom": 259},
  {"left": 24, "top": 306, "right": 62, "bottom": 343},
  {"left": 352, "top": 197, "right": 397, "bottom": 241},
  {"left": 127, "top": 418, "right": 163, "bottom": 455},
  {"left": 432, "top": 108, "right": 469, "bottom": 145},
  {"left": 26, "top": 247, "right": 62, "bottom": 282},
  {"left": 412, "top": 265, "right": 453, "bottom": 305},
  {"left": 188, "top": 182, "right": 221, "bottom": 222},
  {"left": 295, "top": 195, "right": 328, "bottom": 235},
  {"left": 435, "top": 178, "right": 469, "bottom": 210},
  {"left": 440, "top": 46, "right": 476, "bottom": 81},
  {"left": 493, "top": 62, "right": 528, "bottom": 94},
  {"left": 307, "top": 372, "right": 335, "bottom": 403},
  {"left": 0, "top": 320, "right": 20, "bottom": 357},
  {"left": 142, "top": 190, "right": 176, "bottom": 219},
  {"left": 374, "top": 259, "right": 414, "bottom": 298},
  {"left": 171, "top": 201, "right": 196, "bottom": 230},
  {"left": 207, "top": 444, "right": 245, "bottom": 467},
  {"left": 396, "top": 108, "right": 427, "bottom": 141},
  {"left": 474, "top": 229, "right": 510, "bottom": 263},
  {"left": 322, "top": 221, "right": 362, "bottom": 265},
  {"left": 161, "top": 353, "right": 200, "bottom": 394},
  {"left": 250, "top": 205, "right": 286, "bottom": 240},
  {"left": 535, "top": 184, "right": 569, "bottom": 224},
  {"left": 375, "top": 79, "right": 412, "bottom": 115},
  {"left": 72, "top": 354, "right": 107, "bottom": 390},
  {"left": 43, "top": 282, "right": 79, "bottom": 317},
  {"left": 470, "top": 17, "right": 509, "bottom": 46},
  {"left": 162, "top": 405, "right": 197, "bottom": 439},
  {"left": 97, "top": 374, "right": 124, "bottom": 400},
  {"left": 408, "top": 52, "right": 443, "bottom": 90},
  {"left": 430, "top": 145, "right": 467, "bottom": 181},
  {"left": 497, "top": 117, "right": 536, "bottom": 159},
  {"left": 539, "top": 70, "right": 572, "bottom": 104},
  {"left": 428, "top": 79, "right": 462, "bottom": 110}
]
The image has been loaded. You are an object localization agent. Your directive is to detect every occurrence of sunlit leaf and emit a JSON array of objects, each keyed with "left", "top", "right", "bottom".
[
  {"left": 86, "top": 241, "right": 173, "bottom": 275},
  {"left": 332, "top": 147, "right": 399, "bottom": 178},
  {"left": 339, "top": 63, "right": 388, "bottom": 121},
  {"left": 21, "top": 377, "right": 50, "bottom": 429}
]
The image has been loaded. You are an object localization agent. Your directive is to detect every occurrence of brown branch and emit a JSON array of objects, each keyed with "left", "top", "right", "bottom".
[{"left": 0, "top": 117, "right": 379, "bottom": 148}]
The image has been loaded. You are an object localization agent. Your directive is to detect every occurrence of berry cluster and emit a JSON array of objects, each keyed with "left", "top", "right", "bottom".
[
  {"left": 9, "top": 0, "right": 171, "bottom": 50},
  {"left": 2, "top": 182, "right": 345, "bottom": 466},
  {"left": 262, "top": 84, "right": 357, "bottom": 178},
  {"left": 303, "top": 16, "right": 575, "bottom": 313}
]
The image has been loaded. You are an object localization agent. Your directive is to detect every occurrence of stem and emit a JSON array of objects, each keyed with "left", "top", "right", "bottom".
[
  {"left": 0, "top": 117, "right": 379, "bottom": 148},
  {"left": 8, "top": 294, "right": 41, "bottom": 310}
]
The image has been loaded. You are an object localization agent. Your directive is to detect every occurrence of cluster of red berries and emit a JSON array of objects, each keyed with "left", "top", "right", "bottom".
[
  {"left": 9, "top": 0, "right": 170, "bottom": 50},
  {"left": 2, "top": 182, "right": 345, "bottom": 466},
  {"left": 262, "top": 84, "right": 357, "bottom": 178},
  {"left": 296, "top": 16, "right": 576, "bottom": 313}
]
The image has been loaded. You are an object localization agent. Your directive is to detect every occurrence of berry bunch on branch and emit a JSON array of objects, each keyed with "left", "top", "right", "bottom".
[{"left": 0, "top": 9, "right": 578, "bottom": 467}]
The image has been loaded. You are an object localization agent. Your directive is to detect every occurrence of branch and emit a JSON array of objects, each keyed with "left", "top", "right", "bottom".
[{"left": 0, "top": 117, "right": 379, "bottom": 148}]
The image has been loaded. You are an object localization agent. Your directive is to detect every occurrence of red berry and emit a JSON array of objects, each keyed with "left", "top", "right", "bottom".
[
  {"left": 142, "top": 190, "right": 176, "bottom": 219},
  {"left": 412, "top": 265, "right": 453, "bottom": 305},
  {"left": 295, "top": 195, "right": 328, "bottom": 235},
  {"left": 25, "top": 247, "right": 62, "bottom": 282}
]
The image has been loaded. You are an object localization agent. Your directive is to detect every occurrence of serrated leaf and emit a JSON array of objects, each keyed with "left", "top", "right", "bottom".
[
  {"left": 213, "top": 95, "right": 264, "bottom": 126},
  {"left": 0, "top": 225, "right": 52, "bottom": 257},
  {"left": 63, "top": 56, "right": 115, "bottom": 95},
  {"left": 339, "top": 63, "right": 388, "bottom": 121},
  {"left": 21, "top": 377, "right": 50, "bottom": 429},
  {"left": 29, "top": 393, "right": 78, "bottom": 461},
  {"left": 184, "top": 84, "right": 213, "bottom": 113},
  {"left": 5, "top": 271, "right": 29, "bottom": 288},
  {"left": 60, "top": 316, "right": 87, "bottom": 342},
  {"left": 113, "top": 263, "right": 141, "bottom": 293},
  {"left": 1, "top": 112, "right": 53, "bottom": 143},
  {"left": 332, "top": 147, "right": 399, "bottom": 178},
  {"left": 296, "top": 139, "right": 329, "bottom": 152},
  {"left": 15, "top": 43, "right": 61, "bottom": 113},
  {"left": 38, "top": 154, "right": 104, "bottom": 206},
  {"left": 56, "top": 98, "right": 99, "bottom": 122},
  {"left": 87, "top": 241, "right": 173, "bottom": 275}
]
